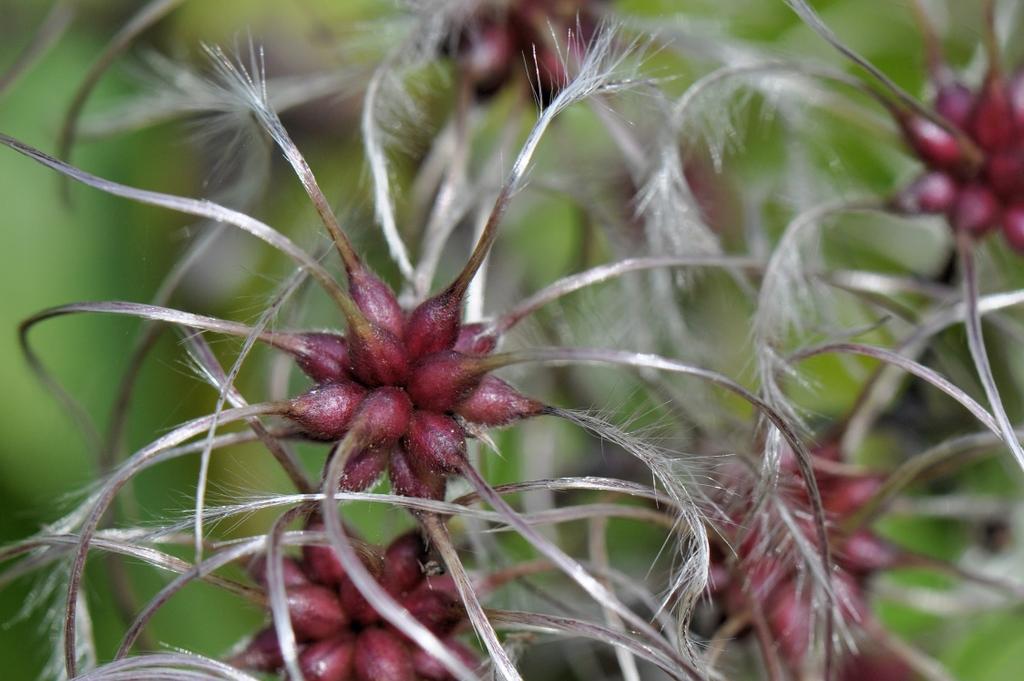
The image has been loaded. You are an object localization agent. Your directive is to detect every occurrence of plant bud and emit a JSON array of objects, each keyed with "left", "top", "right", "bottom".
[
  {"left": 985, "top": 151, "right": 1024, "bottom": 197},
  {"left": 411, "top": 639, "right": 479, "bottom": 681},
  {"left": 971, "top": 76, "right": 1015, "bottom": 150},
  {"left": 823, "top": 475, "right": 882, "bottom": 517},
  {"left": 389, "top": 448, "right": 447, "bottom": 500},
  {"left": 839, "top": 530, "right": 898, "bottom": 573},
  {"left": 382, "top": 532, "right": 429, "bottom": 595},
  {"left": 453, "top": 322, "right": 497, "bottom": 355},
  {"left": 231, "top": 627, "right": 283, "bottom": 671},
  {"left": 288, "top": 382, "right": 367, "bottom": 441},
  {"left": 338, "top": 447, "right": 388, "bottom": 492},
  {"left": 291, "top": 333, "right": 351, "bottom": 383},
  {"left": 404, "top": 292, "right": 462, "bottom": 360},
  {"left": 354, "top": 629, "right": 416, "bottom": 681},
  {"left": 349, "top": 267, "right": 405, "bottom": 338},
  {"left": 951, "top": 183, "right": 999, "bottom": 235},
  {"left": 303, "top": 520, "right": 347, "bottom": 585},
  {"left": 403, "top": 411, "right": 467, "bottom": 473},
  {"left": 347, "top": 325, "right": 410, "bottom": 387},
  {"left": 299, "top": 635, "right": 356, "bottom": 681},
  {"left": 339, "top": 573, "right": 382, "bottom": 626},
  {"left": 404, "top": 586, "right": 464, "bottom": 636},
  {"left": 355, "top": 387, "right": 413, "bottom": 446},
  {"left": 460, "top": 21, "right": 514, "bottom": 96},
  {"left": 285, "top": 584, "right": 348, "bottom": 640},
  {"left": 1002, "top": 203, "right": 1024, "bottom": 252},
  {"left": 934, "top": 81, "right": 975, "bottom": 129},
  {"left": 1009, "top": 69, "right": 1024, "bottom": 128},
  {"left": 895, "top": 171, "right": 957, "bottom": 214},
  {"left": 406, "top": 351, "right": 485, "bottom": 412},
  {"left": 455, "top": 376, "right": 545, "bottom": 426},
  {"left": 901, "top": 115, "right": 964, "bottom": 169},
  {"left": 247, "top": 556, "right": 310, "bottom": 589}
]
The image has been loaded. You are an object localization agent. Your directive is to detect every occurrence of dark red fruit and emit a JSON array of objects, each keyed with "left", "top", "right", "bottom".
[
  {"left": 406, "top": 351, "right": 485, "bottom": 412},
  {"left": 951, "top": 183, "right": 999, "bottom": 234},
  {"left": 404, "top": 292, "right": 462, "bottom": 361},
  {"left": 971, "top": 76, "right": 1015, "bottom": 150},
  {"left": 338, "top": 447, "right": 388, "bottom": 492},
  {"left": 354, "top": 629, "right": 416, "bottom": 681},
  {"left": 247, "top": 556, "right": 310, "bottom": 589},
  {"left": 411, "top": 639, "right": 478, "bottom": 681},
  {"left": 303, "top": 521, "right": 347, "bottom": 585},
  {"left": 382, "top": 532, "right": 428, "bottom": 595},
  {"left": 839, "top": 650, "right": 914, "bottom": 681},
  {"left": 287, "top": 382, "right": 368, "bottom": 441},
  {"left": 1009, "top": 69, "right": 1024, "bottom": 128},
  {"left": 935, "top": 81, "right": 975, "bottom": 129},
  {"left": 300, "top": 635, "right": 356, "bottom": 681},
  {"left": 389, "top": 448, "right": 447, "bottom": 500},
  {"left": 840, "top": 530, "right": 898, "bottom": 573},
  {"left": 453, "top": 322, "right": 497, "bottom": 356},
  {"left": 455, "top": 375, "right": 545, "bottom": 426},
  {"left": 823, "top": 475, "right": 882, "bottom": 516},
  {"left": 985, "top": 151, "right": 1024, "bottom": 197},
  {"left": 347, "top": 325, "right": 410, "bottom": 387},
  {"left": 458, "top": 20, "right": 515, "bottom": 95},
  {"left": 1002, "top": 203, "right": 1024, "bottom": 251},
  {"left": 285, "top": 584, "right": 348, "bottom": 640},
  {"left": 349, "top": 267, "right": 405, "bottom": 338},
  {"left": 403, "top": 586, "right": 464, "bottom": 636},
  {"left": 354, "top": 388, "right": 413, "bottom": 446},
  {"left": 896, "top": 171, "right": 957, "bottom": 213},
  {"left": 232, "top": 627, "right": 284, "bottom": 671},
  {"left": 340, "top": 573, "right": 383, "bottom": 626},
  {"left": 901, "top": 115, "right": 964, "bottom": 169},
  {"left": 291, "top": 333, "right": 351, "bottom": 383},
  {"left": 403, "top": 411, "right": 467, "bottom": 473}
]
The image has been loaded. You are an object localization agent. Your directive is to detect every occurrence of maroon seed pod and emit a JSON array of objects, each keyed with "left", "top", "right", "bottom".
[
  {"left": 1002, "top": 203, "right": 1024, "bottom": 252},
  {"left": 971, "top": 75, "right": 1015, "bottom": 150},
  {"left": 285, "top": 584, "right": 348, "bottom": 641},
  {"left": 934, "top": 81, "right": 975, "bottom": 129},
  {"left": 839, "top": 650, "right": 915, "bottom": 681},
  {"left": 985, "top": 151, "right": 1024, "bottom": 198},
  {"left": 247, "top": 555, "right": 311, "bottom": 589},
  {"left": 353, "top": 629, "right": 416, "bottom": 681},
  {"left": 291, "top": 332, "right": 351, "bottom": 383},
  {"left": 349, "top": 267, "right": 405, "bottom": 338},
  {"left": 455, "top": 375, "right": 545, "bottom": 427},
  {"left": 339, "top": 573, "right": 383, "bottom": 626},
  {"left": 900, "top": 114, "right": 965, "bottom": 169},
  {"left": 402, "top": 586, "right": 464, "bottom": 636},
  {"left": 1009, "top": 69, "right": 1024, "bottom": 128},
  {"left": 404, "top": 291, "right": 463, "bottom": 361},
  {"left": 287, "top": 382, "right": 368, "bottom": 441},
  {"left": 355, "top": 387, "right": 413, "bottom": 446},
  {"left": 453, "top": 322, "right": 497, "bottom": 356},
  {"left": 411, "top": 639, "right": 479, "bottom": 681},
  {"left": 382, "top": 531, "right": 429, "bottom": 596},
  {"left": 303, "top": 520, "right": 347, "bottom": 586},
  {"left": 347, "top": 325, "right": 410, "bottom": 387},
  {"left": 765, "top": 580, "right": 811, "bottom": 668},
  {"left": 403, "top": 411, "right": 467, "bottom": 473},
  {"left": 231, "top": 627, "right": 284, "bottom": 671},
  {"left": 839, "top": 530, "right": 898, "bottom": 573},
  {"left": 459, "top": 20, "right": 515, "bottom": 97},
  {"left": 338, "top": 447, "right": 388, "bottom": 492},
  {"left": 300, "top": 635, "right": 356, "bottom": 681},
  {"left": 406, "top": 351, "right": 486, "bottom": 412},
  {"left": 823, "top": 475, "right": 882, "bottom": 517},
  {"left": 950, "top": 183, "right": 999, "bottom": 235},
  {"left": 895, "top": 171, "right": 958, "bottom": 214},
  {"left": 389, "top": 448, "right": 447, "bottom": 500}
]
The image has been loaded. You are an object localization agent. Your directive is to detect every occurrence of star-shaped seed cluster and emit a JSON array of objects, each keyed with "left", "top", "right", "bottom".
[{"left": 235, "top": 527, "right": 475, "bottom": 681}]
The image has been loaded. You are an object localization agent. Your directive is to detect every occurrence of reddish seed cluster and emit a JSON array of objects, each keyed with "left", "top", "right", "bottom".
[
  {"left": 895, "top": 64, "right": 1024, "bottom": 251},
  {"left": 278, "top": 265, "right": 544, "bottom": 500},
  {"left": 445, "top": 0, "right": 603, "bottom": 100},
  {"left": 708, "top": 443, "right": 898, "bottom": 670},
  {"left": 234, "top": 526, "right": 476, "bottom": 681}
]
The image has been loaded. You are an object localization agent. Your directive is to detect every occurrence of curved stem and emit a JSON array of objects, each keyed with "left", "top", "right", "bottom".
[{"left": 0, "top": 0, "right": 75, "bottom": 99}]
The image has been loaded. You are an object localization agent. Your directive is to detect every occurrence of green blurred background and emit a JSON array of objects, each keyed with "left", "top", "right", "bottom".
[{"left": 2, "top": 1, "right": 1023, "bottom": 679}]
